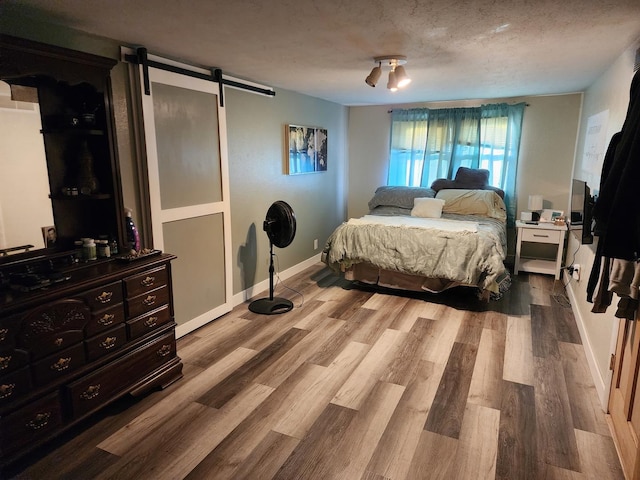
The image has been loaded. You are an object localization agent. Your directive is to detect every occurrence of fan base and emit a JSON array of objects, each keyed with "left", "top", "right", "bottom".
[{"left": 248, "top": 297, "right": 293, "bottom": 315}]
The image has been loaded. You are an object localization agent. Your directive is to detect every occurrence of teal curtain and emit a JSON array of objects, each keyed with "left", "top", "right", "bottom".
[
  {"left": 388, "top": 109, "right": 430, "bottom": 186},
  {"left": 480, "top": 103, "right": 526, "bottom": 226},
  {"left": 421, "top": 107, "right": 481, "bottom": 184},
  {"left": 388, "top": 102, "right": 526, "bottom": 226}
]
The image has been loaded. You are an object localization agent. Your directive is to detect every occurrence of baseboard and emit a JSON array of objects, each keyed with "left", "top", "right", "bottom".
[
  {"left": 564, "top": 270, "right": 610, "bottom": 409},
  {"left": 232, "top": 253, "right": 322, "bottom": 307}
]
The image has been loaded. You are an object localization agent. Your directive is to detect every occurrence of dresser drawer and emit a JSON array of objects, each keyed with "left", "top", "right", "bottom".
[
  {"left": 80, "top": 281, "right": 123, "bottom": 311},
  {"left": 127, "top": 305, "right": 171, "bottom": 340},
  {"left": 18, "top": 299, "right": 89, "bottom": 357},
  {"left": 0, "top": 367, "right": 32, "bottom": 406},
  {"left": 0, "top": 314, "right": 21, "bottom": 349},
  {"left": 0, "top": 391, "right": 63, "bottom": 457},
  {"left": 0, "top": 348, "right": 29, "bottom": 376},
  {"left": 85, "top": 304, "right": 126, "bottom": 337},
  {"left": 521, "top": 228, "right": 561, "bottom": 244},
  {"left": 126, "top": 285, "right": 169, "bottom": 319},
  {"left": 28, "top": 330, "right": 85, "bottom": 360},
  {"left": 85, "top": 324, "right": 127, "bottom": 361},
  {"left": 67, "top": 330, "right": 177, "bottom": 418},
  {"left": 125, "top": 266, "right": 168, "bottom": 298},
  {"left": 32, "top": 343, "right": 86, "bottom": 386}
]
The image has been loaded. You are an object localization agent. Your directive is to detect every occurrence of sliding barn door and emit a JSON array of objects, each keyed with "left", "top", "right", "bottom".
[{"left": 139, "top": 67, "right": 232, "bottom": 337}]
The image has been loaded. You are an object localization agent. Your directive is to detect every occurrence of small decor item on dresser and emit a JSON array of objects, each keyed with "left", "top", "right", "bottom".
[
  {"left": 96, "top": 239, "right": 111, "bottom": 258},
  {"left": 82, "top": 238, "right": 97, "bottom": 261},
  {"left": 115, "top": 248, "right": 162, "bottom": 262},
  {"left": 109, "top": 236, "right": 119, "bottom": 255},
  {"left": 125, "top": 208, "right": 141, "bottom": 252}
]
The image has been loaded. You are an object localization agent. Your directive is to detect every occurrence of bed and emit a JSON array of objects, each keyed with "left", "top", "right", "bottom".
[{"left": 321, "top": 168, "right": 511, "bottom": 300}]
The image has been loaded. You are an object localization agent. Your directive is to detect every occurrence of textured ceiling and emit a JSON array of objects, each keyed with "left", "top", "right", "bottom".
[{"left": 3, "top": 0, "right": 640, "bottom": 106}]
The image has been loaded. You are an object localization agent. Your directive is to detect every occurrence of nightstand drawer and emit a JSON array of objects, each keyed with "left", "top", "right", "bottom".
[{"left": 521, "top": 228, "right": 561, "bottom": 244}]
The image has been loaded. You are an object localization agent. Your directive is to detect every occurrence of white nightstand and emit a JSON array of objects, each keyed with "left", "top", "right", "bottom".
[{"left": 514, "top": 220, "right": 567, "bottom": 280}]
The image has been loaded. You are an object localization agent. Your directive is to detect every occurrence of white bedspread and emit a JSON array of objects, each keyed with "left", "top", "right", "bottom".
[{"left": 348, "top": 215, "right": 479, "bottom": 232}]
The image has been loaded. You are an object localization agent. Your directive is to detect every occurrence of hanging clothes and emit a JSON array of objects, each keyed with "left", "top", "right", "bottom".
[
  {"left": 592, "top": 70, "right": 640, "bottom": 260},
  {"left": 588, "top": 69, "right": 640, "bottom": 319}
]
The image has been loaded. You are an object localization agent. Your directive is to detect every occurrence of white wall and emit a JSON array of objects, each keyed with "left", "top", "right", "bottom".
[
  {"left": 225, "top": 87, "right": 348, "bottom": 295},
  {"left": 566, "top": 44, "right": 638, "bottom": 407}
]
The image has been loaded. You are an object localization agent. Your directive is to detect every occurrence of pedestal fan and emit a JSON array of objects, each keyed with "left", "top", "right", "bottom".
[{"left": 248, "top": 201, "right": 296, "bottom": 315}]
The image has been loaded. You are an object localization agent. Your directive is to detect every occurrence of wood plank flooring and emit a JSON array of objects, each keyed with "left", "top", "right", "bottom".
[{"left": 7, "top": 264, "right": 624, "bottom": 479}]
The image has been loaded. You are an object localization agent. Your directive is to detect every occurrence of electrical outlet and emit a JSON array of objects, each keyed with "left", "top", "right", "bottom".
[
  {"left": 572, "top": 264, "right": 581, "bottom": 281},
  {"left": 314, "top": 239, "right": 318, "bottom": 250}
]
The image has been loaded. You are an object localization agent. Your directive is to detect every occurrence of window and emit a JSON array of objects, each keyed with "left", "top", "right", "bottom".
[{"left": 388, "top": 103, "right": 526, "bottom": 225}]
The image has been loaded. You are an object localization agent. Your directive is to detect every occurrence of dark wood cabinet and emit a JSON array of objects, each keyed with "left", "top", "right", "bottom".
[
  {"left": 0, "top": 36, "right": 183, "bottom": 469},
  {"left": 0, "top": 34, "right": 125, "bottom": 254},
  {"left": 0, "top": 254, "right": 182, "bottom": 466}
]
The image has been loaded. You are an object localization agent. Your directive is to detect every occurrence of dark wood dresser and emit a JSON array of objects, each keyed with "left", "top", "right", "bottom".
[{"left": 0, "top": 253, "right": 182, "bottom": 467}]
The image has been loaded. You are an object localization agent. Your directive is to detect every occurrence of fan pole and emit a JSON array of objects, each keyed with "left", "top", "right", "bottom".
[
  {"left": 248, "top": 241, "right": 294, "bottom": 315},
  {"left": 268, "top": 242, "right": 275, "bottom": 301}
]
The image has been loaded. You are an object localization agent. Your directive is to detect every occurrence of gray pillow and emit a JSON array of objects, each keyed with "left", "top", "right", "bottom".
[
  {"left": 367, "top": 186, "right": 436, "bottom": 210},
  {"left": 368, "top": 206, "right": 413, "bottom": 216}
]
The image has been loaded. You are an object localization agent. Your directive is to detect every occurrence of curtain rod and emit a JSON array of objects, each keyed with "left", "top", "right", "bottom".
[
  {"left": 388, "top": 103, "right": 530, "bottom": 113},
  {"left": 122, "top": 47, "right": 275, "bottom": 107}
]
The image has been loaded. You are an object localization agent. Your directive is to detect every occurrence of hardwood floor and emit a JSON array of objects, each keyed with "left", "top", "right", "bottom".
[{"left": 7, "top": 264, "right": 624, "bottom": 479}]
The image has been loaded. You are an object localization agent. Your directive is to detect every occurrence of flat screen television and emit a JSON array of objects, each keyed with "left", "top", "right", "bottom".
[{"left": 570, "top": 178, "right": 594, "bottom": 244}]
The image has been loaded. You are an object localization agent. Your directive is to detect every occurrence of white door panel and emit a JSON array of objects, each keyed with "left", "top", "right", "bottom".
[{"left": 139, "top": 66, "right": 232, "bottom": 337}]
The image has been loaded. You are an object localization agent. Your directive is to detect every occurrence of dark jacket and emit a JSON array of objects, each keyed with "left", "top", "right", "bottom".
[{"left": 592, "top": 69, "right": 640, "bottom": 261}]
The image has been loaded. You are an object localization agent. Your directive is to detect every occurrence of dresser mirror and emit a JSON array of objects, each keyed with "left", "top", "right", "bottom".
[
  {"left": 0, "top": 79, "right": 54, "bottom": 254},
  {"left": 0, "top": 35, "right": 124, "bottom": 265}
]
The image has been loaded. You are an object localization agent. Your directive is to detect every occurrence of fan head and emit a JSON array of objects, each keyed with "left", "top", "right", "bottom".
[{"left": 263, "top": 200, "right": 296, "bottom": 248}]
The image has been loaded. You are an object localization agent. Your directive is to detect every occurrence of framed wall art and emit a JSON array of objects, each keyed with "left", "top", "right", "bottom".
[{"left": 286, "top": 124, "right": 327, "bottom": 175}]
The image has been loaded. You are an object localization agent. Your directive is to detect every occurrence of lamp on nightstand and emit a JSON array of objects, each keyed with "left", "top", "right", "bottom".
[{"left": 528, "top": 194, "right": 544, "bottom": 221}]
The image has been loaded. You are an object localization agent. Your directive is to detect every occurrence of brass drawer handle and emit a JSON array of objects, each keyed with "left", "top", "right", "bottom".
[
  {"left": 157, "top": 344, "right": 172, "bottom": 357},
  {"left": 141, "top": 276, "right": 155, "bottom": 287},
  {"left": 0, "top": 383, "right": 15, "bottom": 399},
  {"left": 100, "top": 336, "right": 117, "bottom": 350},
  {"left": 80, "top": 384, "right": 100, "bottom": 400},
  {"left": 54, "top": 337, "right": 64, "bottom": 347},
  {"left": 96, "top": 291, "right": 113, "bottom": 304},
  {"left": 0, "top": 328, "right": 8, "bottom": 342},
  {"left": 144, "top": 316, "right": 158, "bottom": 328},
  {"left": 26, "top": 412, "right": 51, "bottom": 430},
  {"left": 143, "top": 295, "right": 157, "bottom": 306},
  {"left": 0, "top": 355, "right": 11, "bottom": 370},
  {"left": 51, "top": 357, "right": 71, "bottom": 372},
  {"left": 98, "top": 313, "right": 115, "bottom": 326}
]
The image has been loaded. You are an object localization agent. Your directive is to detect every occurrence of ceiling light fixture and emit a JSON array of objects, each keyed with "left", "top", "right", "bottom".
[
  {"left": 365, "top": 62, "right": 382, "bottom": 87},
  {"left": 365, "top": 55, "right": 411, "bottom": 91}
]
